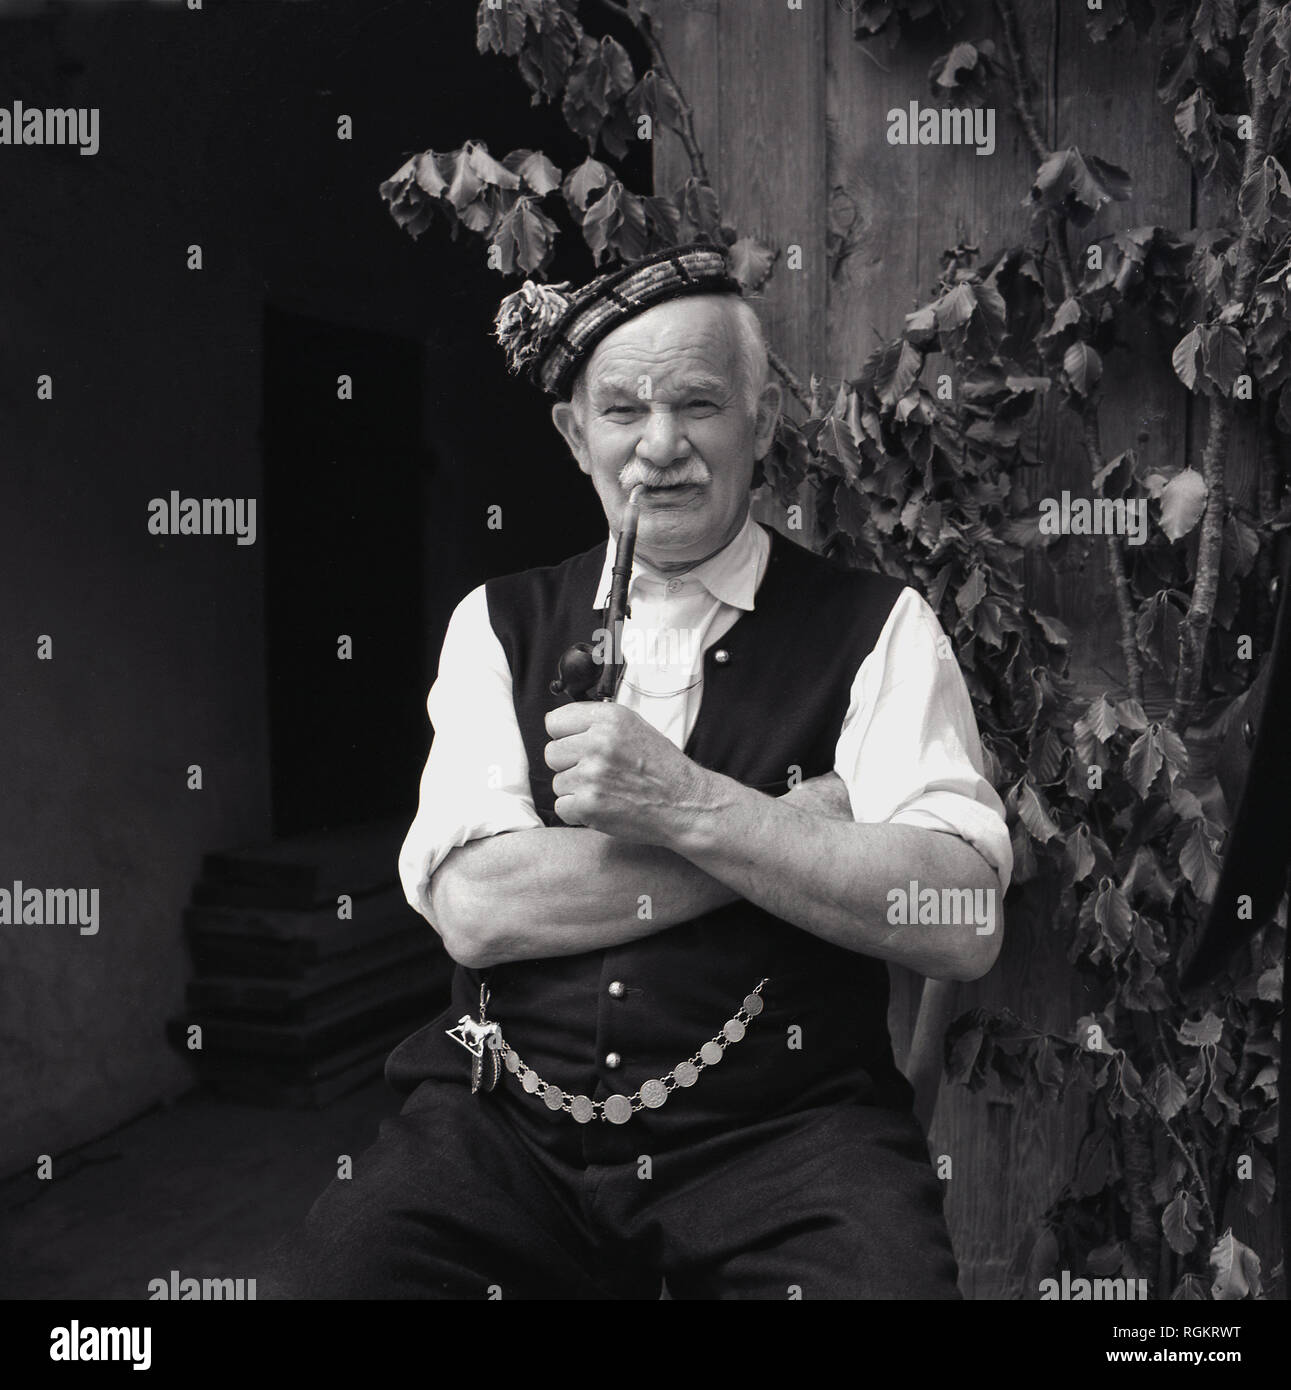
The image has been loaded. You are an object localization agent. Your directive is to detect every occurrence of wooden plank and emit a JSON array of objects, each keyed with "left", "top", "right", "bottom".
[
  {"left": 187, "top": 929, "right": 427, "bottom": 980},
  {"left": 201, "top": 819, "right": 405, "bottom": 903},
  {"left": 168, "top": 974, "right": 439, "bottom": 1058},
  {"left": 715, "top": 0, "right": 827, "bottom": 386},
  {"left": 825, "top": 0, "right": 923, "bottom": 378},
  {"left": 651, "top": 0, "right": 721, "bottom": 199},
  {"left": 930, "top": 901, "right": 1090, "bottom": 1297},
  {"left": 825, "top": 0, "right": 1052, "bottom": 377},
  {"left": 185, "top": 884, "right": 409, "bottom": 942},
  {"left": 185, "top": 908, "right": 429, "bottom": 978},
  {"left": 721, "top": 0, "right": 827, "bottom": 537},
  {"left": 185, "top": 933, "right": 444, "bottom": 1017}
]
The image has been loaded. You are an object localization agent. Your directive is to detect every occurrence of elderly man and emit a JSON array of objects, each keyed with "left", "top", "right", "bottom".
[{"left": 268, "top": 244, "right": 1011, "bottom": 1300}]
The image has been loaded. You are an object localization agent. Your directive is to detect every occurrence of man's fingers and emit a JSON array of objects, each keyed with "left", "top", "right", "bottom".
[
  {"left": 552, "top": 794, "right": 585, "bottom": 826},
  {"left": 545, "top": 702, "right": 616, "bottom": 738},
  {"left": 543, "top": 730, "right": 594, "bottom": 772}
]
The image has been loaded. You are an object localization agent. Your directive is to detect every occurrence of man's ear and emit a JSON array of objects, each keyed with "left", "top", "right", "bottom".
[
  {"left": 752, "top": 380, "right": 783, "bottom": 461},
  {"left": 551, "top": 399, "right": 591, "bottom": 475}
]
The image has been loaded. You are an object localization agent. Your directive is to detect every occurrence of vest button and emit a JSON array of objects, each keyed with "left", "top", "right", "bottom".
[
  {"left": 604, "top": 1051, "right": 622, "bottom": 1069},
  {"left": 608, "top": 980, "right": 626, "bottom": 998},
  {"left": 713, "top": 648, "right": 731, "bottom": 664}
]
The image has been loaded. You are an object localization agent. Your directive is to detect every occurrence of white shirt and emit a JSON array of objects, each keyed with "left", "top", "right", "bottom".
[{"left": 399, "top": 516, "right": 1013, "bottom": 915}]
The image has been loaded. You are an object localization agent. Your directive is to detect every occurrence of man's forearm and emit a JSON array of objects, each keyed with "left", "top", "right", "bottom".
[
  {"left": 425, "top": 773, "right": 856, "bottom": 968},
  {"left": 427, "top": 827, "right": 731, "bottom": 967},
  {"left": 668, "top": 771, "right": 1003, "bottom": 982}
]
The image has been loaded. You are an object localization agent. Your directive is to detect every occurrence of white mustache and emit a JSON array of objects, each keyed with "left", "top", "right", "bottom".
[{"left": 619, "top": 460, "right": 711, "bottom": 490}]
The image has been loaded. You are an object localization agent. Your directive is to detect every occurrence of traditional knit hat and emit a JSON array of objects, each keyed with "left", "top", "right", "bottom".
[{"left": 493, "top": 242, "right": 743, "bottom": 399}]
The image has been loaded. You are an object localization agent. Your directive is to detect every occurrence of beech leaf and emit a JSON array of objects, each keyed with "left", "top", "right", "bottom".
[
  {"left": 563, "top": 156, "right": 612, "bottom": 214},
  {"left": 1200, "top": 323, "right": 1245, "bottom": 395},
  {"left": 1177, "top": 1011, "right": 1223, "bottom": 1046},
  {"left": 1172, "top": 327, "right": 1202, "bottom": 390},
  {"left": 727, "top": 236, "right": 777, "bottom": 291},
  {"left": 1163, "top": 1190, "right": 1200, "bottom": 1255},
  {"left": 1159, "top": 467, "right": 1207, "bottom": 541},
  {"left": 1209, "top": 1229, "right": 1262, "bottom": 1300},
  {"left": 1063, "top": 341, "right": 1102, "bottom": 397},
  {"left": 1179, "top": 821, "right": 1221, "bottom": 902},
  {"left": 1012, "top": 777, "right": 1060, "bottom": 843},
  {"left": 1124, "top": 724, "right": 1165, "bottom": 797},
  {"left": 506, "top": 149, "right": 562, "bottom": 197},
  {"left": 875, "top": 338, "right": 924, "bottom": 407}
]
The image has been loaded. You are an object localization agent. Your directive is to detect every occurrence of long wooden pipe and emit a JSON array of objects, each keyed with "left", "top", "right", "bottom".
[
  {"left": 595, "top": 484, "right": 644, "bottom": 700},
  {"left": 550, "top": 484, "right": 645, "bottom": 702}
]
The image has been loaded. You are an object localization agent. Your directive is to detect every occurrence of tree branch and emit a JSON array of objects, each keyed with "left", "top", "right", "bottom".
[
  {"left": 767, "top": 345, "right": 813, "bottom": 412},
  {"left": 993, "top": 0, "right": 1047, "bottom": 165},
  {"left": 594, "top": 0, "right": 709, "bottom": 182},
  {"left": 1083, "top": 411, "right": 1146, "bottom": 704},
  {"left": 1169, "top": 0, "right": 1278, "bottom": 730}
]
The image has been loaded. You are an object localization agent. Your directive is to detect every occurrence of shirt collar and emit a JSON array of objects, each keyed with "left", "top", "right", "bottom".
[{"left": 593, "top": 511, "right": 768, "bottom": 611}]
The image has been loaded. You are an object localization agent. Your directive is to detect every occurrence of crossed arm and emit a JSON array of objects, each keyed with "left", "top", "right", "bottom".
[
  {"left": 429, "top": 704, "right": 1001, "bottom": 982},
  {"left": 429, "top": 768, "right": 847, "bottom": 968}
]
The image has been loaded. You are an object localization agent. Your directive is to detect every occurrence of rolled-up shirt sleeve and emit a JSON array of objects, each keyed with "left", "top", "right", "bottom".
[
  {"left": 398, "top": 584, "right": 543, "bottom": 922},
  {"left": 835, "top": 586, "right": 1013, "bottom": 895}
]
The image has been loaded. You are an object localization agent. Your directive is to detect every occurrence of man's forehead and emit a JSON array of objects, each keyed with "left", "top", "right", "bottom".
[{"left": 584, "top": 298, "right": 740, "bottom": 394}]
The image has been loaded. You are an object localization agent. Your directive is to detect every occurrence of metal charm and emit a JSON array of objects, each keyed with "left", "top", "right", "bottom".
[
  {"left": 604, "top": 1094, "right": 633, "bottom": 1124},
  {"left": 639, "top": 1078, "right": 668, "bottom": 1109},
  {"left": 673, "top": 1060, "right": 699, "bottom": 1087},
  {"left": 722, "top": 1018, "right": 746, "bottom": 1043},
  {"left": 743, "top": 993, "right": 764, "bottom": 1017},
  {"left": 446, "top": 1013, "right": 503, "bottom": 1094},
  {"left": 474, "top": 1045, "right": 502, "bottom": 1094},
  {"left": 446, "top": 1014, "right": 501, "bottom": 1060},
  {"left": 570, "top": 1095, "right": 595, "bottom": 1124},
  {"left": 700, "top": 1040, "right": 724, "bottom": 1066}
]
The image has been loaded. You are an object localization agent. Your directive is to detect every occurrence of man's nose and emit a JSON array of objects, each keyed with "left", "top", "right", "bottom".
[{"left": 635, "top": 405, "right": 690, "bottom": 465}]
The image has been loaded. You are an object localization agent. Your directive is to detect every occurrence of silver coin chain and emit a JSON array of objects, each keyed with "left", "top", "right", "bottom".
[{"left": 498, "top": 979, "right": 768, "bottom": 1125}]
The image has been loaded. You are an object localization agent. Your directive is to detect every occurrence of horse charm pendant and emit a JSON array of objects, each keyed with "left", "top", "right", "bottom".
[{"left": 446, "top": 1006, "right": 502, "bottom": 1094}]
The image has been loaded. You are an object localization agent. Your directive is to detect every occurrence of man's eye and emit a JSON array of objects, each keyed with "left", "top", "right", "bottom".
[
  {"left": 605, "top": 404, "right": 641, "bottom": 418},
  {"left": 686, "top": 399, "right": 718, "bottom": 410}
]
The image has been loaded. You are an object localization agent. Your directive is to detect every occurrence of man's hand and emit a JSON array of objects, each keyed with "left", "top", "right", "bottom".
[{"left": 544, "top": 702, "right": 714, "bottom": 844}]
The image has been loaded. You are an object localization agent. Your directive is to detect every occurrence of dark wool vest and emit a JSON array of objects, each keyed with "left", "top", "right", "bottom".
[{"left": 388, "top": 527, "right": 915, "bottom": 1155}]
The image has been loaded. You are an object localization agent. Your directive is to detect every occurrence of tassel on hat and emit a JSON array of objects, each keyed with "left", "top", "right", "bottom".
[{"left": 494, "top": 279, "right": 573, "bottom": 374}]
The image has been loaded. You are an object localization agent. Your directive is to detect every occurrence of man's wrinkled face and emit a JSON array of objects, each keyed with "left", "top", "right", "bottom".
[{"left": 552, "top": 296, "right": 780, "bottom": 568}]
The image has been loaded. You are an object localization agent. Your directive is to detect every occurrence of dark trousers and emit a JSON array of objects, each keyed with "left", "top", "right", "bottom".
[{"left": 262, "top": 1075, "right": 961, "bottom": 1300}]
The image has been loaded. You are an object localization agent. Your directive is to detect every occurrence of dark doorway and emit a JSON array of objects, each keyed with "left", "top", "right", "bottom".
[{"left": 263, "top": 304, "right": 429, "bottom": 836}]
